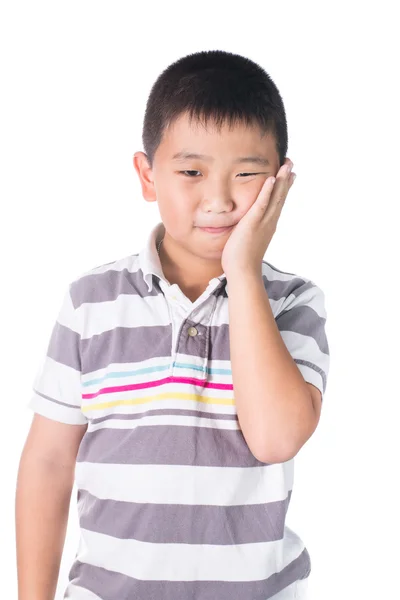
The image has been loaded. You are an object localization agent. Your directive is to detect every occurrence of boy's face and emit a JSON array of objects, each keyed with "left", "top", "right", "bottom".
[{"left": 134, "top": 111, "right": 281, "bottom": 265}]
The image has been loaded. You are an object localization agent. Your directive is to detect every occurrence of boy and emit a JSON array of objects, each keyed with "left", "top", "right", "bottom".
[{"left": 16, "top": 50, "right": 330, "bottom": 599}]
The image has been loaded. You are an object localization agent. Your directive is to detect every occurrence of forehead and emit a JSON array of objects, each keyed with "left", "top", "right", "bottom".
[{"left": 159, "top": 112, "right": 277, "bottom": 158}]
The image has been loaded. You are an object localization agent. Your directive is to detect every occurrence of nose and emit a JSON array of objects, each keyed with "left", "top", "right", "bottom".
[{"left": 201, "top": 182, "right": 234, "bottom": 213}]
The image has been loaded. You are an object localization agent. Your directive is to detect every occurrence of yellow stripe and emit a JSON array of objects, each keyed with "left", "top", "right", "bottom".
[{"left": 82, "top": 391, "right": 235, "bottom": 413}]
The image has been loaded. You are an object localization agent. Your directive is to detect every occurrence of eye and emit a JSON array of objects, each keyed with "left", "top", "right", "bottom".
[
  {"left": 179, "top": 170, "right": 201, "bottom": 177},
  {"left": 179, "top": 171, "right": 260, "bottom": 178}
]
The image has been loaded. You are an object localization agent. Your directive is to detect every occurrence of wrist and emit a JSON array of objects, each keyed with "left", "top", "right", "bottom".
[{"left": 225, "top": 266, "right": 263, "bottom": 283}]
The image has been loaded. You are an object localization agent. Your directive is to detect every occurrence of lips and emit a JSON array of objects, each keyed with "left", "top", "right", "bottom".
[
  {"left": 199, "top": 225, "right": 234, "bottom": 234},
  {"left": 198, "top": 222, "right": 237, "bottom": 228},
  {"left": 198, "top": 224, "right": 235, "bottom": 234}
]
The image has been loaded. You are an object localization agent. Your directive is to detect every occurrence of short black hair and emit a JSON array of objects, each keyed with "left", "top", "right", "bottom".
[{"left": 142, "top": 49, "right": 288, "bottom": 169}]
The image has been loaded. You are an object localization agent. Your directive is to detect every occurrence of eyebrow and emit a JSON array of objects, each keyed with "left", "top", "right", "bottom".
[{"left": 172, "top": 151, "right": 270, "bottom": 167}]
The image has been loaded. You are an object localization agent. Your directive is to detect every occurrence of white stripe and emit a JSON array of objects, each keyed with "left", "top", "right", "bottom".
[
  {"left": 284, "top": 280, "right": 326, "bottom": 319},
  {"left": 80, "top": 255, "right": 301, "bottom": 284},
  {"left": 81, "top": 354, "right": 233, "bottom": 385},
  {"left": 28, "top": 392, "right": 88, "bottom": 425},
  {"left": 82, "top": 368, "right": 236, "bottom": 415},
  {"left": 263, "top": 261, "right": 309, "bottom": 283},
  {"left": 75, "top": 461, "right": 293, "bottom": 504},
  {"left": 33, "top": 354, "right": 81, "bottom": 398},
  {"left": 81, "top": 355, "right": 172, "bottom": 385},
  {"left": 55, "top": 286, "right": 80, "bottom": 331},
  {"left": 280, "top": 329, "right": 329, "bottom": 370},
  {"left": 83, "top": 396, "right": 237, "bottom": 420},
  {"left": 88, "top": 413, "right": 240, "bottom": 431},
  {"left": 77, "top": 284, "right": 291, "bottom": 339},
  {"left": 297, "top": 363, "right": 324, "bottom": 395},
  {"left": 76, "top": 526, "right": 305, "bottom": 582}
]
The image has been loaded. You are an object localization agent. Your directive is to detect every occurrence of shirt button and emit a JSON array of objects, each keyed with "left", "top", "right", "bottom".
[{"left": 188, "top": 326, "right": 198, "bottom": 337}]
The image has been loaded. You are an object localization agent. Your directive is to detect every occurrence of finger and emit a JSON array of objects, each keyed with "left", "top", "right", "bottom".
[
  {"left": 279, "top": 160, "right": 293, "bottom": 189},
  {"left": 260, "top": 171, "right": 293, "bottom": 232},
  {"left": 254, "top": 160, "right": 292, "bottom": 217},
  {"left": 266, "top": 162, "right": 292, "bottom": 214},
  {"left": 255, "top": 175, "right": 276, "bottom": 211},
  {"left": 276, "top": 160, "right": 292, "bottom": 190}
]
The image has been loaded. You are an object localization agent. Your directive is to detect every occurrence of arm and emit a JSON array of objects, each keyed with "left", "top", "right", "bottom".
[
  {"left": 228, "top": 272, "right": 322, "bottom": 464},
  {"left": 221, "top": 161, "right": 328, "bottom": 464},
  {"left": 15, "top": 414, "right": 87, "bottom": 600}
]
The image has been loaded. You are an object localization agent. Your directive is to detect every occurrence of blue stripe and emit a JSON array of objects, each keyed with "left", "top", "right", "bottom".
[{"left": 82, "top": 361, "right": 232, "bottom": 387}]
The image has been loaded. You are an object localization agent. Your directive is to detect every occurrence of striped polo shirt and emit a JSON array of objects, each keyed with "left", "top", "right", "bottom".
[{"left": 28, "top": 220, "right": 330, "bottom": 600}]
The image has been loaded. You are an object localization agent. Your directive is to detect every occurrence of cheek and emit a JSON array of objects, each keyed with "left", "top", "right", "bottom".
[
  {"left": 237, "top": 192, "right": 258, "bottom": 217},
  {"left": 157, "top": 198, "right": 192, "bottom": 230}
]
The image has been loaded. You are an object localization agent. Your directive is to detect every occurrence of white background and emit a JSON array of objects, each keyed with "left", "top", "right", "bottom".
[{"left": 1, "top": 1, "right": 399, "bottom": 598}]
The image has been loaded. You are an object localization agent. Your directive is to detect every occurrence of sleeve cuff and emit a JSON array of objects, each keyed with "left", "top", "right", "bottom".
[{"left": 27, "top": 391, "right": 88, "bottom": 425}]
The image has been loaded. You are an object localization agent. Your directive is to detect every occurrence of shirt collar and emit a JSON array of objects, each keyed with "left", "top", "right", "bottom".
[{"left": 138, "top": 221, "right": 228, "bottom": 294}]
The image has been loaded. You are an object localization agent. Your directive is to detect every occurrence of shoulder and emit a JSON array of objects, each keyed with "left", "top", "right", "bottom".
[
  {"left": 261, "top": 258, "right": 313, "bottom": 297},
  {"left": 68, "top": 252, "right": 140, "bottom": 309},
  {"left": 262, "top": 260, "right": 327, "bottom": 328}
]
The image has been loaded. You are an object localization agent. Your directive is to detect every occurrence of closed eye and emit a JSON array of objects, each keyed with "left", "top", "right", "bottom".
[{"left": 179, "top": 171, "right": 261, "bottom": 178}]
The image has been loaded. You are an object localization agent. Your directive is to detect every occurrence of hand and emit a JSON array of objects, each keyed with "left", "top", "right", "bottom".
[{"left": 221, "top": 157, "right": 296, "bottom": 277}]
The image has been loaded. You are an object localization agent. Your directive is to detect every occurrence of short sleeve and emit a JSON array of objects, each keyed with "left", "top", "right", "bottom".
[
  {"left": 275, "top": 279, "right": 330, "bottom": 402},
  {"left": 27, "top": 283, "right": 88, "bottom": 424}
]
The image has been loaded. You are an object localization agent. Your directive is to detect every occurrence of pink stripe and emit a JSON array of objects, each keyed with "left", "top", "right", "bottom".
[{"left": 82, "top": 375, "right": 233, "bottom": 400}]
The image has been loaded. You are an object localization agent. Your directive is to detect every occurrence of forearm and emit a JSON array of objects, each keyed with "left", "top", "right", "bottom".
[
  {"left": 15, "top": 452, "right": 74, "bottom": 600},
  {"left": 227, "top": 271, "right": 315, "bottom": 463}
]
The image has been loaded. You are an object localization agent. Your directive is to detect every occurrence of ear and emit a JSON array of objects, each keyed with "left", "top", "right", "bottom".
[{"left": 133, "top": 151, "right": 157, "bottom": 203}]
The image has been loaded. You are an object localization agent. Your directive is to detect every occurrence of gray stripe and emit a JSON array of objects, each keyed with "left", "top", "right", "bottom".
[
  {"left": 91, "top": 408, "right": 239, "bottom": 425},
  {"left": 33, "top": 389, "right": 82, "bottom": 410},
  {"left": 276, "top": 303, "right": 329, "bottom": 354},
  {"left": 64, "top": 583, "right": 103, "bottom": 599},
  {"left": 70, "top": 267, "right": 157, "bottom": 308},
  {"left": 76, "top": 426, "right": 270, "bottom": 466},
  {"left": 81, "top": 315, "right": 325, "bottom": 375},
  {"left": 68, "top": 549, "right": 310, "bottom": 599},
  {"left": 215, "top": 273, "right": 313, "bottom": 302},
  {"left": 81, "top": 324, "right": 171, "bottom": 374},
  {"left": 72, "top": 267, "right": 327, "bottom": 374},
  {"left": 77, "top": 488, "right": 291, "bottom": 543},
  {"left": 295, "top": 359, "right": 327, "bottom": 393},
  {"left": 71, "top": 263, "right": 312, "bottom": 306},
  {"left": 47, "top": 322, "right": 81, "bottom": 371},
  {"left": 80, "top": 321, "right": 234, "bottom": 374},
  {"left": 265, "top": 276, "right": 312, "bottom": 301}
]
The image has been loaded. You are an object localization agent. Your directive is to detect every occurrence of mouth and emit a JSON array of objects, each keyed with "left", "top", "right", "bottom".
[{"left": 197, "top": 224, "right": 236, "bottom": 234}]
